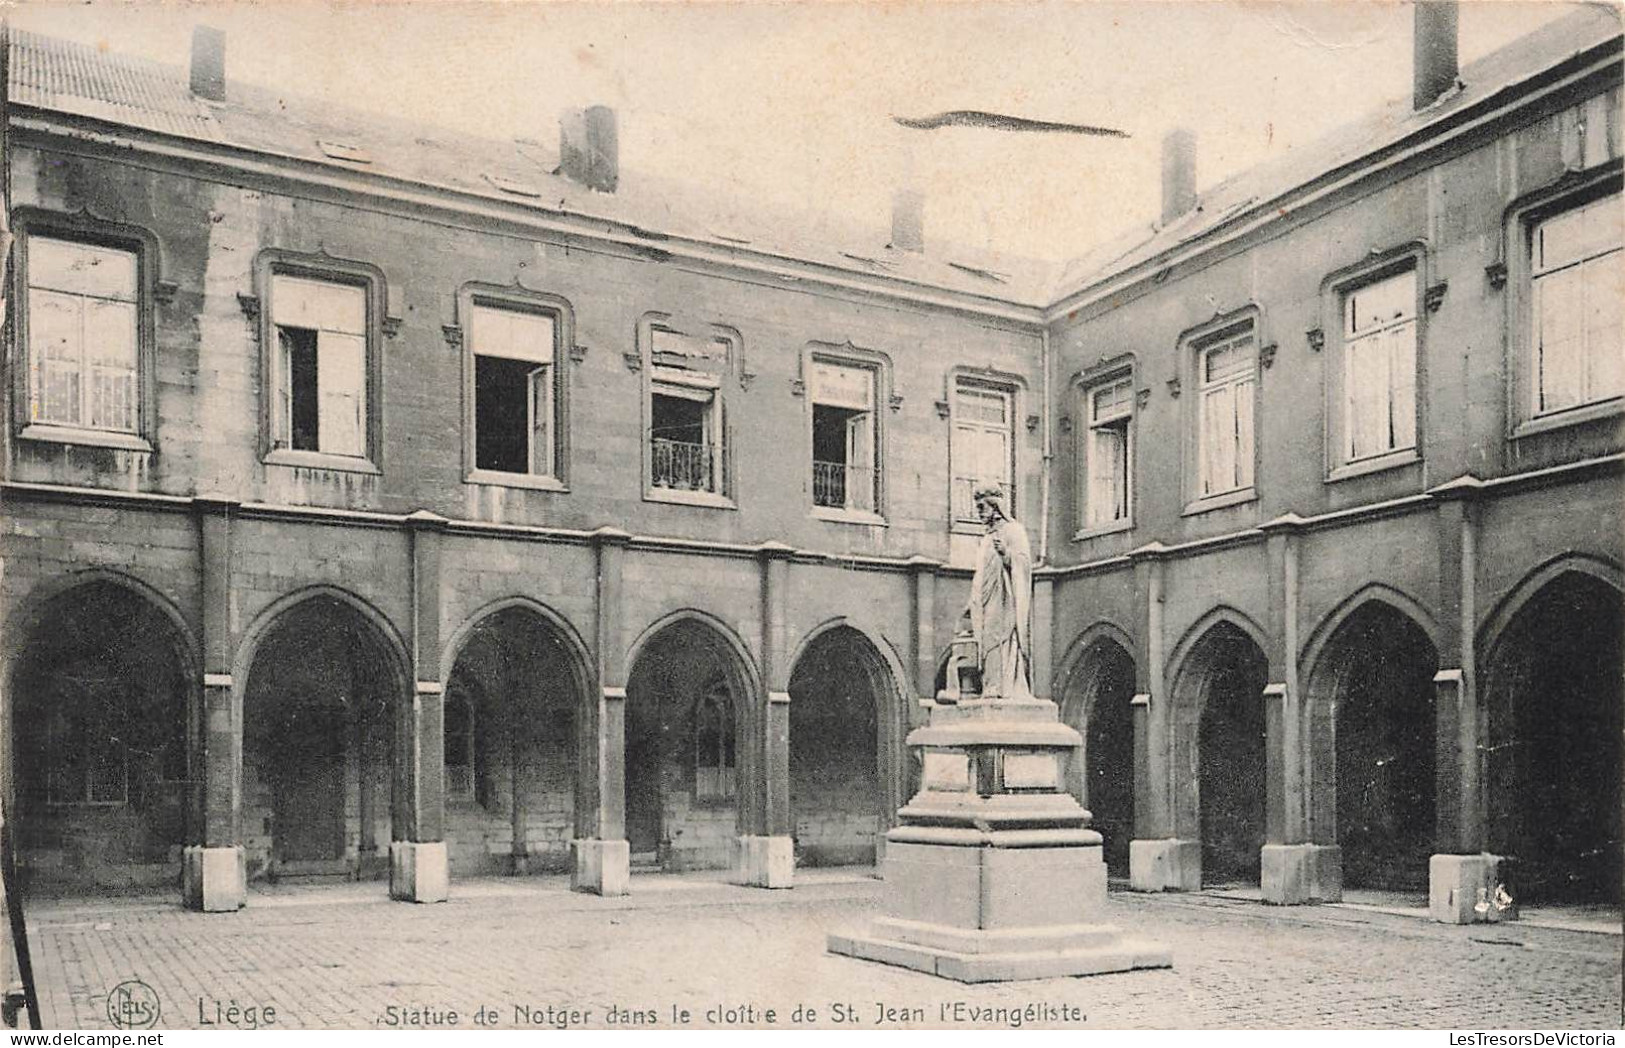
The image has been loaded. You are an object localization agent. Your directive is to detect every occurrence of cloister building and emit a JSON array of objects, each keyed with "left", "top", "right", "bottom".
[{"left": 1, "top": 5, "right": 1619, "bottom": 923}]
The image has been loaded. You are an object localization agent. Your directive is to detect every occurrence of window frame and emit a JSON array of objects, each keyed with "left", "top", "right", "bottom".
[
  {"left": 691, "top": 678, "right": 737, "bottom": 805},
  {"left": 802, "top": 341, "right": 891, "bottom": 526},
  {"left": 1505, "top": 167, "right": 1624, "bottom": 440},
  {"left": 1180, "top": 310, "right": 1262, "bottom": 516},
  {"left": 1074, "top": 358, "right": 1136, "bottom": 539},
  {"left": 1322, "top": 245, "right": 1428, "bottom": 482},
  {"left": 459, "top": 283, "right": 575, "bottom": 492},
  {"left": 12, "top": 210, "right": 160, "bottom": 453},
  {"left": 638, "top": 312, "right": 739, "bottom": 509},
  {"left": 44, "top": 679, "right": 129, "bottom": 808},
  {"left": 947, "top": 370, "right": 1022, "bottom": 536},
  {"left": 255, "top": 249, "right": 388, "bottom": 474}
]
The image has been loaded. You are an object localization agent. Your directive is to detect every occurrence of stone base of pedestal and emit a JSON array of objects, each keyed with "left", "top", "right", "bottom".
[
  {"left": 389, "top": 841, "right": 449, "bottom": 903},
  {"left": 733, "top": 835, "right": 794, "bottom": 889},
  {"left": 571, "top": 838, "right": 629, "bottom": 896},
  {"left": 1128, "top": 838, "right": 1202, "bottom": 892},
  {"left": 1430, "top": 853, "right": 1511, "bottom": 924},
  {"left": 828, "top": 839, "right": 1170, "bottom": 983},
  {"left": 1261, "top": 843, "right": 1342, "bottom": 904},
  {"left": 182, "top": 845, "right": 246, "bottom": 912}
]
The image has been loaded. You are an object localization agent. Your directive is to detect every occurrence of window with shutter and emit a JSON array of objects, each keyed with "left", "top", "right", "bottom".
[
  {"left": 1531, "top": 193, "right": 1623, "bottom": 417},
  {"left": 270, "top": 275, "right": 369, "bottom": 458}
]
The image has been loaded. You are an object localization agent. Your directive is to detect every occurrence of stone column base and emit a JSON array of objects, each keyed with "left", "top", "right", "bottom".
[
  {"left": 389, "top": 841, "right": 449, "bottom": 903},
  {"left": 733, "top": 835, "right": 794, "bottom": 889},
  {"left": 182, "top": 845, "right": 246, "bottom": 912},
  {"left": 1128, "top": 838, "right": 1201, "bottom": 892},
  {"left": 570, "top": 838, "right": 629, "bottom": 896},
  {"left": 1261, "top": 843, "right": 1342, "bottom": 904},
  {"left": 1430, "top": 853, "right": 1510, "bottom": 924}
]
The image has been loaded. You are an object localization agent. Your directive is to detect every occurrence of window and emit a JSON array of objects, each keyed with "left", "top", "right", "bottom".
[
  {"left": 46, "top": 677, "right": 127, "bottom": 806},
  {"left": 1195, "top": 327, "right": 1257, "bottom": 499},
  {"left": 1342, "top": 268, "right": 1418, "bottom": 462},
  {"left": 951, "top": 381, "right": 1014, "bottom": 525},
  {"left": 693, "top": 680, "right": 736, "bottom": 802},
  {"left": 471, "top": 303, "right": 556, "bottom": 476},
  {"left": 810, "top": 358, "right": 879, "bottom": 515},
  {"left": 443, "top": 685, "right": 477, "bottom": 802},
  {"left": 649, "top": 328, "right": 728, "bottom": 496},
  {"left": 270, "top": 274, "right": 368, "bottom": 458},
  {"left": 25, "top": 237, "right": 139, "bottom": 435},
  {"left": 1529, "top": 193, "right": 1622, "bottom": 418},
  {"left": 1082, "top": 375, "right": 1133, "bottom": 529}
]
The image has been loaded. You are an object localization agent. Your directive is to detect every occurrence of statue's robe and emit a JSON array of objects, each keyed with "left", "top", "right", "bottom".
[{"left": 969, "top": 516, "right": 1033, "bottom": 700}]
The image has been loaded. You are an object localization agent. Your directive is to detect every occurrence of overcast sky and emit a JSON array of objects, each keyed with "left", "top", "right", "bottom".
[{"left": 7, "top": 1, "right": 1586, "bottom": 263}]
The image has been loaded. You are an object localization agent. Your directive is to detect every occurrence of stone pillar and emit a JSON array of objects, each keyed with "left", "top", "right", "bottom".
[
  {"left": 1427, "top": 478, "right": 1499, "bottom": 923},
  {"left": 736, "top": 541, "right": 794, "bottom": 888},
  {"left": 573, "top": 527, "right": 630, "bottom": 896},
  {"left": 356, "top": 717, "right": 378, "bottom": 868},
  {"left": 391, "top": 511, "right": 449, "bottom": 903},
  {"left": 1126, "top": 544, "right": 1196, "bottom": 891},
  {"left": 183, "top": 495, "right": 246, "bottom": 912}
]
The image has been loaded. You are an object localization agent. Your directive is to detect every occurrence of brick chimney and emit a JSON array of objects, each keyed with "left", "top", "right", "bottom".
[
  {"left": 1161, "top": 128, "right": 1197, "bottom": 226},
  {"left": 189, "top": 26, "right": 226, "bottom": 102},
  {"left": 559, "top": 105, "right": 618, "bottom": 193},
  {"left": 1413, "top": 1, "right": 1459, "bottom": 111},
  {"left": 890, "top": 187, "right": 925, "bottom": 253}
]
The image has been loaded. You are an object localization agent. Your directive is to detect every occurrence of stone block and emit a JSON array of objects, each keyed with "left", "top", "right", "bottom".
[
  {"left": 1429, "top": 853, "right": 1507, "bottom": 924},
  {"left": 182, "top": 845, "right": 246, "bottom": 912},
  {"left": 733, "top": 835, "right": 794, "bottom": 889},
  {"left": 1128, "top": 838, "right": 1201, "bottom": 892},
  {"left": 389, "top": 840, "right": 449, "bottom": 903},
  {"left": 570, "top": 838, "right": 629, "bottom": 896}
]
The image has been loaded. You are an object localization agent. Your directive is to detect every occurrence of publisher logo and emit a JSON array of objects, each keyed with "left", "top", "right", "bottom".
[{"left": 106, "top": 979, "right": 160, "bottom": 1030}]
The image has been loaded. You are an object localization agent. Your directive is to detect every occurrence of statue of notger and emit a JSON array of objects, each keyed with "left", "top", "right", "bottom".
[{"left": 962, "top": 482, "right": 1034, "bottom": 702}]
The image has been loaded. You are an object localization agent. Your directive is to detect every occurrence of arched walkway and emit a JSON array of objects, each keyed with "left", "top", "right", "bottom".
[
  {"left": 1059, "top": 633, "right": 1136, "bottom": 878},
  {"left": 1306, "top": 600, "right": 1438, "bottom": 893},
  {"left": 442, "top": 603, "right": 589, "bottom": 876},
  {"left": 9, "top": 579, "right": 194, "bottom": 893},
  {"left": 787, "top": 624, "right": 897, "bottom": 867},
  {"left": 1171, "top": 617, "right": 1269, "bottom": 887},
  {"left": 1484, "top": 570, "right": 1622, "bottom": 905},
  {"left": 624, "top": 616, "right": 757, "bottom": 872},
  {"left": 240, "top": 593, "right": 408, "bottom": 881}
]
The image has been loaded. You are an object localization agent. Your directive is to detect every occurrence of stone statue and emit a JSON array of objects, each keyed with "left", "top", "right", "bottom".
[{"left": 966, "top": 483, "right": 1033, "bottom": 701}]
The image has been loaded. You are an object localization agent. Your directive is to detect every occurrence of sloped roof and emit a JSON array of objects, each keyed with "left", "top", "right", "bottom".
[
  {"left": 5, "top": 28, "right": 1056, "bottom": 308},
  {"left": 1053, "top": 5, "right": 1624, "bottom": 305}
]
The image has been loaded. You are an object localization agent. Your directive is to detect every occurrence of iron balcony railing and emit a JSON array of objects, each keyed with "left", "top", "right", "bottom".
[
  {"left": 812, "top": 460, "right": 879, "bottom": 512},
  {"left": 651, "top": 438, "right": 726, "bottom": 494}
]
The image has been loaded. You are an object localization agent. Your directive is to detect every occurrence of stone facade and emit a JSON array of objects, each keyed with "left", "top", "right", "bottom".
[{"left": 2, "top": 12, "right": 1620, "bottom": 922}]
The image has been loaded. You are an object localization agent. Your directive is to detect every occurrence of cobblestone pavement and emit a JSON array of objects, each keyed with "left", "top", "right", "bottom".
[{"left": 21, "top": 872, "right": 1624, "bottom": 1031}]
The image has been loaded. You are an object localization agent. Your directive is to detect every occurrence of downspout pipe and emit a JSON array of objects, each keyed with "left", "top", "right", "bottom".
[{"left": 1038, "top": 323, "right": 1053, "bottom": 565}]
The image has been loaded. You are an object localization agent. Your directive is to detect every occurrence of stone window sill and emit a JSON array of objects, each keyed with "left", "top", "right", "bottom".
[
  {"left": 1511, "top": 398, "right": 1624, "bottom": 440},
  {"left": 811, "top": 506, "right": 887, "bottom": 527},
  {"left": 265, "top": 448, "right": 381, "bottom": 475},
  {"left": 1181, "top": 487, "right": 1257, "bottom": 517},
  {"left": 466, "top": 469, "right": 567, "bottom": 493},
  {"left": 644, "top": 487, "right": 736, "bottom": 510},
  {"left": 1073, "top": 517, "right": 1134, "bottom": 541},
  {"left": 19, "top": 423, "right": 153, "bottom": 453},
  {"left": 1326, "top": 448, "right": 1420, "bottom": 483}
]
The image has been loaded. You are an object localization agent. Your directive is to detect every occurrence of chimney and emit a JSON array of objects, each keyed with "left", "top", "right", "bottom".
[
  {"left": 189, "top": 26, "right": 226, "bottom": 102},
  {"left": 1413, "top": 1, "right": 1459, "bottom": 111},
  {"left": 559, "top": 105, "right": 619, "bottom": 193},
  {"left": 890, "top": 187, "right": 924, "bottom": 253},
  {"left": 1160, "top": 128, "right": 1197, "bottom": 226}
]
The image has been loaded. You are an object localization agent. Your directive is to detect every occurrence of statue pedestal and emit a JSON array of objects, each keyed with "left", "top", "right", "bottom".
[{"left": 827, "top": 698, "right": 1171, "bottom": 982}]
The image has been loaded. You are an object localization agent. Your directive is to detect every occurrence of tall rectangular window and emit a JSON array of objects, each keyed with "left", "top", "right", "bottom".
[
  {"left": 1196, "top": 330, "right": 1256, "bottom": 498},
  {"left": 471, "top": 303, "right": 556, "bottom": 476},
  {"left": 1531, "top": 193, "right": 1623, "bottom": 416},
  {"left": 271, "top": 275, "right": 368, "bottom": 457},
  {"left": 810, "top": 360, "right": 878, "bottom": 514},
  {"left": 26, "top": 237, "right": 139, "bottom": 433},
  {"left": 1343, "top": 269, "right": 1418, "bottom": 461},
  {"left": 648, "top": 328, "right": 729, "bottom": 496},
  {"left": 951, "top": 382, "right": 1014, "bottom": 524},
  {"left": 1083, "top": 375, "right": 1132, "bottom": 527}
]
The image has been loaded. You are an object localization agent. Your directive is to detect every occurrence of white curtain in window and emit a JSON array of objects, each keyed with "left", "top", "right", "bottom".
[
  {"left": 1233, "top": 376, "right": 1255, "bottom": 490},
  {"left": 1087, "top": 426, "right": 1126, "bottom": 525},
  {"left": 273, "top": 276, "right": 365, "bottom": 334},
  {"left": 529, "top": 366, "right": 553, "bottom": 476},
  {"left": 317, "top": 332, "right": 366, "bottom": 457},
  {"left": 1200, "top": 384, "right": 1233, "bottom": 495},
  {"left": 1584, "top": 252, "right": 1624, "bottom": 401},
  {"left": 27, "top": 239, "right": 140, "bottom": 432},
  {"left": 473, "top": 305, "right": 554, "bottom": 364},
  {"left": 1536, "top": 265, "right": 1586, "bottom": 413}
]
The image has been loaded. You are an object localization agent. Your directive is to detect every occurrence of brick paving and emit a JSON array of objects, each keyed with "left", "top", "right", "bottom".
[{"left": 19, "top": 872, "right": 1624, "bottom": 1031}]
